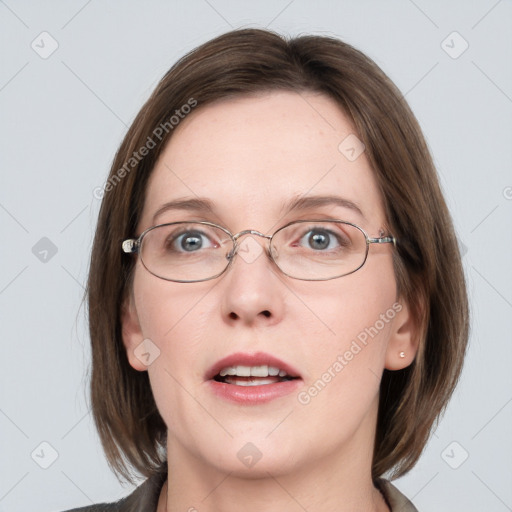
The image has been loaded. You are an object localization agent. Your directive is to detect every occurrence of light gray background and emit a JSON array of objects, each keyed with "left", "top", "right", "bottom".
[{"left": 1, "top": 1, "right": 511, "bottom": 511}]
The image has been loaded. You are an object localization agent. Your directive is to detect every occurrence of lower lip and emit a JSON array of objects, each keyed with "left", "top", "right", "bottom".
[{"left": 207, "top": 379, "right": 302, "bottom": 404}]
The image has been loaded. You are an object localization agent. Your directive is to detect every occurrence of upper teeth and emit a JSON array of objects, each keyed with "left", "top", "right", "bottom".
[{"left": 219, "top": 365, "right": 289, "bottom": 378}]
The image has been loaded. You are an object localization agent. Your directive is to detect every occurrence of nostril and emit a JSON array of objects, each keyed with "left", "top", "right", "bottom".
[{"left": 227, "top": 310, "right": 271, "bottom": 320}]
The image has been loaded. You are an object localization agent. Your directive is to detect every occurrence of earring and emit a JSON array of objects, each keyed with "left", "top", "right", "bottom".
[{"left": 399, "top": 351, "right": 405, "bottom": 358}]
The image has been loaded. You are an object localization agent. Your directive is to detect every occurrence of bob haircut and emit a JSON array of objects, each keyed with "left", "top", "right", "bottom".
[{"left": 87, "top": 28, "right": 469, "bottom": 484}]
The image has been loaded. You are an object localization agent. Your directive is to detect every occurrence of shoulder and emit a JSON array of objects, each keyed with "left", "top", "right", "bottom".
[
  {"left": 57, "top": 468, "right": 167, "bottom": 512},
  {"left": 59, "top": 505, "right": 120, "bottom": 512},
  {"left": 58, "top": 501, "right": 123, "bottom": 512},
  {"left": 375, "top": 478, "right": 419, "bottom": 512}
]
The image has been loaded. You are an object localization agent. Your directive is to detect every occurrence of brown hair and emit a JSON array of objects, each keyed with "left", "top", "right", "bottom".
[{"left": 87, "top": 28, "right": 469, "bottom": 484}]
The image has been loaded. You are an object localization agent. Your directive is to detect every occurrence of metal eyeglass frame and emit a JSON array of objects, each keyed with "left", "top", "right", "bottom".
[{"left": 121, "top": 219, "right": 397, "bottom": 283}]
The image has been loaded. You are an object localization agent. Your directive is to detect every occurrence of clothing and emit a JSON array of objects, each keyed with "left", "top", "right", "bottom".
[
  {"left": 60, "top": 470, "right": 418, "bottom": 512},
  {"left": 59, "top": 469, "right": 166, "bottom": 512},
  {"left": 376, "top": 478, "right": 419, "bottom": 511}
]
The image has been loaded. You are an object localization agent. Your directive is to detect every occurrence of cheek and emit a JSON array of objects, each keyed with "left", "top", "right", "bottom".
[
  {"left": 133, "top": 263, "right": 211, "bottom": 344},
  {"left": 296, "top": 260, "right": 397, "bottom": 405},
  {"left": 132, "top": 274, "right": 210, "bottom": 432},
  {"left": 298, "top": 260, "right": 397, "bottom": 350}
]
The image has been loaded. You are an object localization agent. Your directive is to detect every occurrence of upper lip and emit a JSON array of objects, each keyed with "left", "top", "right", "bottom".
[{"left": 205, "top": 351, "right": 302, "bottom": 381}]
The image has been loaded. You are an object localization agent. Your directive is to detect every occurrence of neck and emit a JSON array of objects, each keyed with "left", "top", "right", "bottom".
[{"left": 158, "top": 438, "right": 389, "bottom": 512}]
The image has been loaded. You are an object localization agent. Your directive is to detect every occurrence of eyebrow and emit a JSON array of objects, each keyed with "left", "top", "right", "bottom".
[
  {"left": 152, "top": 198, "right": 215, "bottom": 224},
  {"left": 151, "top": 194, "right": 366, "bottom": 225},
  {"left": 281, "top": 194, "right": 366, "bottom": 221}
]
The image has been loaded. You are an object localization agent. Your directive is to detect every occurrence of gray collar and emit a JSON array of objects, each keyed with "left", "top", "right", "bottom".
[{"left": 376, "top": 478, "right": 419, "bottom": 511}]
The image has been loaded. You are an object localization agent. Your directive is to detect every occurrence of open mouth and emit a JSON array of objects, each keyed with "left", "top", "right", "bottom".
[
  {"left": 213, "top": 365, "right": 299, "bottom": 386},
  {"left": 206, "top": 356, "right": 302, "bottom": 403}
]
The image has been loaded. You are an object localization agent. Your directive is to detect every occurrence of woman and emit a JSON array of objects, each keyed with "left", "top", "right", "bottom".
[{"left": 65, "top": 28, "right": 469, "bottom": 511}]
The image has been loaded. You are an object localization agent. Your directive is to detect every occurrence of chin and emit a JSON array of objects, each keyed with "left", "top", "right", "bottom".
[
  {"left": 189, "top": 434, "right": 302, "bottom": 478},
  {"left": 217, "top": 449, "right": 299, "bottom": 478}
]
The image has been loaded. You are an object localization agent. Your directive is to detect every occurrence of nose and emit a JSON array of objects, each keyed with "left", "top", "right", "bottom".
[{"left": 220, "top": 233, "right": 285, "bottom": 327}]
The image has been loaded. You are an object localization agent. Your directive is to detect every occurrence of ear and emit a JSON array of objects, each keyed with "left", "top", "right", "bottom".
[
  {"left": 121, "top": 292, "right": 147, "bottom": 372},
  {"left": 384, "top": 298, "right": 423, "bottom": 371}
]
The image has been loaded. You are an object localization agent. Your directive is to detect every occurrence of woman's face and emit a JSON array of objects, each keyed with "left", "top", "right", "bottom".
[{"left": 122, "top": 91, "right": 416, "bottom": 477}]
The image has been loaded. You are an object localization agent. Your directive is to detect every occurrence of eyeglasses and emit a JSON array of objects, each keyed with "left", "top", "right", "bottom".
[{"left": 122, "top": 220, "right": 396, "bottom": 283}]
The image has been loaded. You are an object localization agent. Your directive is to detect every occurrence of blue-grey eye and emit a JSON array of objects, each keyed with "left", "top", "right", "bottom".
[
  {"left": 308, "top": 230, "right": 330, "bottom": 250},
  {"left": 300, "top": 229, "right": 335, "bottom": 250},
  {"left": 174, "top": 230, "right": 213, "bottom": 252}
]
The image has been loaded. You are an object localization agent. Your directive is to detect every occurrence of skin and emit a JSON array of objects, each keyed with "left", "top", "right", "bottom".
[{"left": 122, "top": 91, "right": 419, "bottom": 512}]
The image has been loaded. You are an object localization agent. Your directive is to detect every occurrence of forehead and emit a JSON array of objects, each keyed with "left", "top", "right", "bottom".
[{"left": 140, "top": 91, "right": 385, "bottom": 231}]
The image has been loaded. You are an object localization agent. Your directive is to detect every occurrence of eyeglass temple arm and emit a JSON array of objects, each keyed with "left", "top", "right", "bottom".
[{"left": 368, "top": 236, "right": 396, "bottom": 247}]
